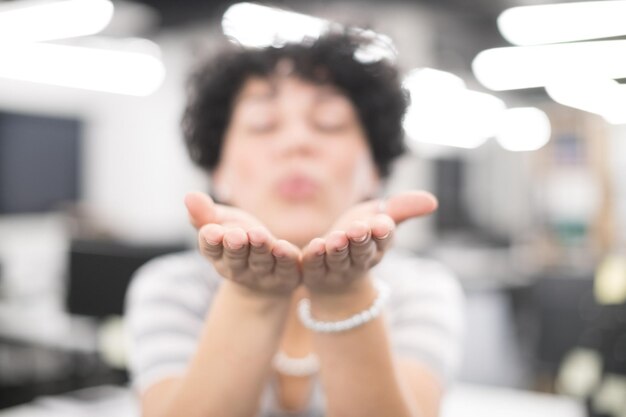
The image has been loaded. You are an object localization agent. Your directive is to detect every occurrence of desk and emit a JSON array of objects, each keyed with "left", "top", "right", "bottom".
[
  {"left": 0, "top": 383, "right": 586, "bottom": 417},
  {"left": 0, "top": 298, "right": 98, "bottom": 352},
  {"left": 442, "top": 383, "right": 586, "bottom": 417},
  {"left": 0, "top": 297, "right": 105, "bottom": 408}
]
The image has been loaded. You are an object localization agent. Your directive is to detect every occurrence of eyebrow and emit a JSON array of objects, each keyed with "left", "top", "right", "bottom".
[
  {"left": 234, "top": 84, "right": 348, "bottom": 107},
  {"left": 235, "top": 92, "right": 276, "bottom": 105},
  {"left": 315, "top": 84, "right": 350, "bottom": 101},
  {"left": 316, "top": 91, "right": 347, "bottom": 102}
]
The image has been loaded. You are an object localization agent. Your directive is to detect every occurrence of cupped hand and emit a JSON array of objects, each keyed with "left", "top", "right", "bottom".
[
  {"left": 184, "top": 191, "right": 301, "bottom": 295},
  {"left": 300, "top": 191, "right": 438, "bottom": 294}
]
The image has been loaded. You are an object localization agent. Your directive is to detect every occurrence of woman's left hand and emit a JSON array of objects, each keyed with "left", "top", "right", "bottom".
[{"left": 300, "top": 190, "right": 438, "bottom": 295}]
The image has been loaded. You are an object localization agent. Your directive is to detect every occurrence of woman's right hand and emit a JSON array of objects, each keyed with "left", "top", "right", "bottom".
[{"left": 184, "top": 191, "right": 301, "bottom": 295}]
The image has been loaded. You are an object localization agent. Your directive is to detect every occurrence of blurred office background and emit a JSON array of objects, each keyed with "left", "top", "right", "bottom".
[{"left": 0, "top": 0, "right": 625, "bottom": 416}]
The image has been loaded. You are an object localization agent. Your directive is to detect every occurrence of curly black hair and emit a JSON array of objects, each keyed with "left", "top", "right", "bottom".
[{"left": 181, "top": 30, "right": 409, "bottom": 178}]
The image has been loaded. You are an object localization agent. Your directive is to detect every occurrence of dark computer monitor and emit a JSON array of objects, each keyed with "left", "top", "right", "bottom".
[
  {"left": 434, "top": 158, "right": 472, "bottom": 232},
  {"left": 0, "top": 111, "right": 81, "bottom": 214},
  {"left": 66, "top": 239, "right": 188, "bottom": 317},
  {"left": 525, "top": 274, "right": 626, "bottom": 377}
]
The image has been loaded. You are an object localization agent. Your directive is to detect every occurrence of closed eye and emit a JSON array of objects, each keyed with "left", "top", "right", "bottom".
[
  {"left": 313, "top": 119, "right": 349, "bottom": 132},
  {"left": 246, "top": 118, "right": 277, "bottom": 133}
]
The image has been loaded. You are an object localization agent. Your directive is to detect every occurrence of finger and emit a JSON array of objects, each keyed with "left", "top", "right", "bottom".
[
  {"left": 217, "top": 205, "right": 264, "bottom": 230},
  {"left": 272, "top": 239, "right": 300, "bottom": 279},
  {"left": 383, "top": 191, "right": 438, "bottom": 225},
  {"left": 346, "top": 220, "right": 370, "bottom": 243},
  {"left": 198, "top": 223, "right": 225, "bottom": 260},
  {"left": 370, "top": 214, "right": 395, "bottom": 253},
  {"left": 247, "top": 227, "right": 275, "bottom": 275},
  {"left": 222, "top": 227, "right": 249, "bottom": 272},
  {"left": 185, "top": 191, "right": 218, "bottom": 229},
  {"left": 302, "top": 238, "right": 327, "bottom": 282},
  {"left": 346, "top": 220, "right": 375, "bottom": 266},
  {"left": 325, "top": 230, "right": 350, "bottom": 272}
]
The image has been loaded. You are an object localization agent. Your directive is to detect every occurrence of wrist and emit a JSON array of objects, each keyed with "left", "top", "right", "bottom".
[
  {"left": 307, "top": 276, "right": 377, "bottom": 321},
  {"left": 298, "top": 277, "right": 390, "bottom": 332},
  {"left": 220, "top": 280, "right": 292, "bottom": 315}
]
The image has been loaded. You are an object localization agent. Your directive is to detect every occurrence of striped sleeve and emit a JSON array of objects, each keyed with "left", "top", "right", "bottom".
[
  {"left": 123, "top": 251, "right": 217, "bottom": 394},
  {"left": 380, "top": 255, "right": 465, "bottom": 387}
]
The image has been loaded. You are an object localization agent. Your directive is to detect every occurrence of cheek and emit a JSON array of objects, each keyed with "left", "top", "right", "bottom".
[
  {"left": 231, "top": 152, "right": 261, "bottom": 184},
  {"left": 352, "top": 153, "right": 378, "bottom": 196},
  {"left": 327, "top": 144, "right": 377, "bottom": 203},
  {"left": 228, "top": 130, "right": 278, "bottom": 170},
  {"left": 238, "top": 162, "right": 272, "bottom": 201},
  {"left": 219, "top": 142, "right": 271, "bottom": 204}
]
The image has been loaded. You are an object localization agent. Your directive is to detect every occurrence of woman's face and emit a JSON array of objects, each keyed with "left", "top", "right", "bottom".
[{"left": 212, "top": 75, "right": 380, "bottom": 248}]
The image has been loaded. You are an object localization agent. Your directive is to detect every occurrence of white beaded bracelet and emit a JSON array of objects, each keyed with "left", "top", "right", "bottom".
[
  {"left": 272, "top": 351, "right": 320, "bottom": 377},
  {"left": 297, "top": 279, "right": 391, "bottom": 333}
]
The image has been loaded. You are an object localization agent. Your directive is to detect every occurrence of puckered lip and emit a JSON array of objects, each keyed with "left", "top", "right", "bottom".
[{"left": 274, "top": 172, "right": 321, "bottom": 201}]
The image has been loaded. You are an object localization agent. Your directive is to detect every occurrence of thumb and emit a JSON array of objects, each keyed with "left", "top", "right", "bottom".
[
  {"left": 184, "top": 191, "right": 218, "bottom": 229},
  {"left": 383, "top": 191, "right": 438, "bottom": 225}
]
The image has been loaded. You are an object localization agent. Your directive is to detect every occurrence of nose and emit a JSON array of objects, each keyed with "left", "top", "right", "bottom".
[{"left": 275, "top": 119, "right": 319, "bottom": 158}]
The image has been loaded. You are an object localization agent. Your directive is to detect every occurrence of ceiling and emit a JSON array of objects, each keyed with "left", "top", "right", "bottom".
[
  {"left": 0, "top": 0, "right": 586, "bottom": 99},
  {"left": 0, "top": 0, "right": 577, "bottom": 70},
  {"left": 118, "top": 0, "right": 571, "bottom": 87},
  {"left": 124, "top": 0, "right": 526, "bottom": 28}
]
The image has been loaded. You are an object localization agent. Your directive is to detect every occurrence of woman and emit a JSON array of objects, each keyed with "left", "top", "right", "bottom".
[{"left": 125, "top": 31, "right": 464, "bottom": 417}]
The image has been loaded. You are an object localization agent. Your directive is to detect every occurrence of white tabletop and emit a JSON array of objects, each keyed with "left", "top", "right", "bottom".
[
  {"left": 442, "top": 383, "right": 586, "bottom": 417},
  {"left": 0, "top": 383, "right": 586, "bottom": 417}
]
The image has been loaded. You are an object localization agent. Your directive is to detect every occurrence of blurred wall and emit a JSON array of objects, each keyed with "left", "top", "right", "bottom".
[
  {"left": 610, "top": 125, "right": 626, "bottom": 248},
  {"left": 0, "top": 3, "right": 437, "bottom": 297}
]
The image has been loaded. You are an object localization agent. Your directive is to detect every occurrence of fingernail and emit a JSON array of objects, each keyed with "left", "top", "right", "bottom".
[
  {"left": 249, "top": 239, "right": 263, "bottom": 248},
  {"left": 226, "top": 240, "right": 243, "bottom": 250},
  {"left": 376, "top": 232, "right": 391, "bottom": 240},
  {"left": 336, "top": 243, "right": 349, "bottom": 252},
  {"left": 352, "top": 234, "right": 368, "bottom": 243}
]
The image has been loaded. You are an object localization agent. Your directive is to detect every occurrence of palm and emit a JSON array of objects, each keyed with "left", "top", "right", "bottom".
[
  {"left": 302, "top": 190, "right": 439, "bottom": 293},
  {"left": 185, "top": 192, "right": 301, "bottom": 295},
  {"left": 185, "top": 190, "right": 438, "bottom": 295}
]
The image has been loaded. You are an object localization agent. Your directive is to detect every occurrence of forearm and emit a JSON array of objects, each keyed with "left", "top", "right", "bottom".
[
  {"left": 309, "top": 278, "right": 420, "bottom": 417},
  {"left": 154, "top": 280, "right": 291, "bottom": 417}
]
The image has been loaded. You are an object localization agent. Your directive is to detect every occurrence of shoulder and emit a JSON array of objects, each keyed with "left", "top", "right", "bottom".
[
  {"left": 125, "top": 249, "right": 219, "bottom": 303},
  {"left": 123, "top": 249, "right": 221, "bottom": 392},
  {"left": 128, "top": 248, "right": 217, "bottom": 287},
  {"left": 373, "top": 249, "right": 465, "bottom": 324},
  {"left": 374, "top": 249, "right": 464, "bottom": 303}
]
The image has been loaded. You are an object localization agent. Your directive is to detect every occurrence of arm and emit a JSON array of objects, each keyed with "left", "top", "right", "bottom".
[
  {"left": 139, "top": 192, "right": 301, "bottom": 417},
  {"left": 141, "top": 281, "right": 291, "bottom": 417},
  {"left": 309, "top": 279, "right": 442, "bottom": 417},
  {"left": 301, "top": 191, "right": 443, "bottom": 417}
]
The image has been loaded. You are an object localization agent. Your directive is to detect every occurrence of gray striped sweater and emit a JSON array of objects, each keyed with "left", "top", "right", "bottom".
[{"left": 124, "top": 248, "right": 465, "bottom": 416}]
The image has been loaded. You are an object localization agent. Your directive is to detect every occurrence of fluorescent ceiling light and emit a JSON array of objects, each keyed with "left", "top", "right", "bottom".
[
  {"left": 222, "top": 2, "right": 332, "bottom": 48},
  {"left": 403, "top": 68, "right": 505, "bottom": 149},
  {"left": 472, "top": 40, "right": 626, "bottom": 91},
  {"left": 221, "top": 2, "right": 396, "bottom": 63},
  {"left": 498, "top": 1, "right": 626, "bottom": 46},
  {"left": 403, "top": 67, "right": 466, "bottom": 94},
  {"left": 0, "top": 0, "right": 113, "bottom": 43},
  {"left": 496, "top": 107, "right": 551, "bottom": 151},
  {"left": 546, "top": 79, "right": 626, "bottom": 125},
  {"left": 0, "top": 41, "right": 165, "bottom": 96}
]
